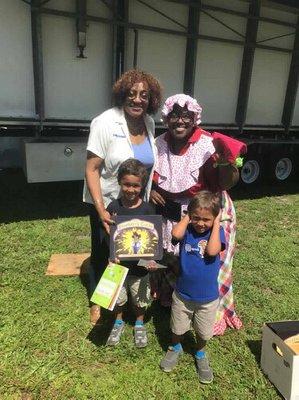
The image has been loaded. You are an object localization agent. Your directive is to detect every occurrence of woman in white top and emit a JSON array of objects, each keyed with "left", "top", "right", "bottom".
[{"left": 83, "top": 69, "right": 162, "bottom": 324}]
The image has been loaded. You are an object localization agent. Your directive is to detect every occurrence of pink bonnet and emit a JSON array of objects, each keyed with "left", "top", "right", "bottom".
[{"left": 161, "top": 94, "right": 202, "bottom": 125}]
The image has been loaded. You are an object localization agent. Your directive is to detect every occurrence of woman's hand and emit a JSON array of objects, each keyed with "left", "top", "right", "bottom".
[
  {"left": 150, "top": 189, "right": 165, "bottom": 206},
  {"left": 212, "top": 137, "right": 229, "bottom": 164},
  {"left": 99, "top": 209, "right": 114, "bottom": 234},
  {"left": 213, "top": 151, "right": 229, "bottom": 166},
  {"left": 213, "top": 141, "right": 240, "bottom": 189}
]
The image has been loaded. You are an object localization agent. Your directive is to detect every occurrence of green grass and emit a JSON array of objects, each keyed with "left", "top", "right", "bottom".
[{"left": 1, "top": 169, "right": 299, "bottom": 400}]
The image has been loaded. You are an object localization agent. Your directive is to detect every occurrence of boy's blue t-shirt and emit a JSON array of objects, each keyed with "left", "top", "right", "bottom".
[{"left": 176, "top": 225, "right": 226, "bottom": 303}]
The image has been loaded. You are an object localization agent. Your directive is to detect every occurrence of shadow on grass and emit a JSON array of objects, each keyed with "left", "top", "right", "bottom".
[
  {"left": 230, "top": 179, "right": 299, "bottom": 201},
  {"left": 79, "top": 259, "right": 91, "bottom": 307},
  {"left": 150, "top": 301, "right": 171, "bottom": 351},
  {"left": 247, "top": 339, "right": 285, "bottom": 399},
  {"left": 247, "top": 339, "right": 262, "bottom": 364},
  {"left": 0, "top": 168, "right": 87, "bottom": 223},
  {"left": 80, "top": 263, "right": 231, "bottom": 355},
  {"left": 79, "top": 261, "right": 114, "bottom": 347},
  {"left": 81, "top": 268, "right": 166, "bottom": 348},
  {"left": 149, "top": 301, "right": 197, "bottom": 355},
  {"left": 86, "top": 303, "right": 157, "bottom": 348},
  {"left": 86, "top": 309, "right": 115, "bottom": 347},
  {"left": 85, "top": 298, "right": 177, "bottom": 351},
  {"left": 1, "top": 168, "right": 299, "bottom": 224},
  {"left": 182, "top": 331, "right": 198, "bottom": 356}
]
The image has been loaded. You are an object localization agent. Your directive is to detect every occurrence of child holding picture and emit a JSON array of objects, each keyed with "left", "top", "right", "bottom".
[
  {"left": 160, "top": 191, "right": 226, "bottom": 383},
  {"left": 106, "top": 159, "right": 157, "bottom": 347}
]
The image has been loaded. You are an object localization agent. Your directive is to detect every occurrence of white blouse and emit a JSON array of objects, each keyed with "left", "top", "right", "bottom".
[{"left": 83, "top": 107, "right": 156, "bottom": 207}]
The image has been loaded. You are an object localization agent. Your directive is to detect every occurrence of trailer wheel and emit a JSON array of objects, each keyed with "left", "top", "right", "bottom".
[
  {"left": 240, "top": 158, "right": 261, "bottom": 184},
  {"left": 273, "top": 157, "right": 293, "bottom": 181}
]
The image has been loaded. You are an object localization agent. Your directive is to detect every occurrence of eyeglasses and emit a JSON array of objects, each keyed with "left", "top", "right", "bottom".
[
  {"left": 127, "top": 90, "right": 149, "bottom": 101},
  {"left": 168, "top": 112, "right": 193, "bottom": 123}
]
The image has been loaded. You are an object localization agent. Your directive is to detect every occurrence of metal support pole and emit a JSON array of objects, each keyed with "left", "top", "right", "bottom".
[
  {"left": 133, "top": 28, "right": 139, "bottom": 68},
  {"left": 235, "top": 0, "right": 260, "bottom": 133},
  {"left": 76, "top": 0, "right": 87, "bottom": 58},
  {"left": 31, "top": 0, "right": 45, "bottom": 135},
  {"left": 271, "top": 0, "right": 299, "bottom": 8},
  {"left": 183, "top": 1, "right": 200, "bottom": 95},
  {"left": 282, "top": 17, "right": 299, "bottom": 134},
  {"left": 112, "top": 0, "right": 129, "bottom": 82}
]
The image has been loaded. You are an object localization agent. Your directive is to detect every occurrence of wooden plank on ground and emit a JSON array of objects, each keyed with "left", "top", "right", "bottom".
[{"left": 46, "top": 253, "right": 90, "bottom": 276}]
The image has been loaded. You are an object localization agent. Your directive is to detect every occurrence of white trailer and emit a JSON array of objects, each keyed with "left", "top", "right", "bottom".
[{"left": 0, "top": 0, "right": 298, "bottom": 185}]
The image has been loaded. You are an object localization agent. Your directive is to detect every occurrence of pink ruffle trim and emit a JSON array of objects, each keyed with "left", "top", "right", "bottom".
[
  {"left": 161, "top": 94, "right": 202, "bottom": 125},
  {"left": 213, "top": 315, "right": 243, "bottom": 336}
]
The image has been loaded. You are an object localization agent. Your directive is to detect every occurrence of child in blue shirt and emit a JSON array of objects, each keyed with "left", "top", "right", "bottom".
[{"left": 160, "top": 190, "right": 226, "bottom": 384}]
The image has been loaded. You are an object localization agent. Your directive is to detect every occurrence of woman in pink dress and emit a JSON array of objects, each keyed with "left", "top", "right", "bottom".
[{"left": 150, "top": 94, "right": 245, "bottom": 335}]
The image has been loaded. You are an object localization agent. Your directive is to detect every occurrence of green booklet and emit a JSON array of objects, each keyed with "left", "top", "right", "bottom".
[{"left": 91, "top": 263, "right": 129, "bottom": 311}]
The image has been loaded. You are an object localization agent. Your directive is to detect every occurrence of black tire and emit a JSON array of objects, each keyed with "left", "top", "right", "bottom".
[
  {"left": 240, "top": 155, "right": 264, "bottom": 185},
  {"left": 267, "top": 154, "right": 294, "bottom": 183}
]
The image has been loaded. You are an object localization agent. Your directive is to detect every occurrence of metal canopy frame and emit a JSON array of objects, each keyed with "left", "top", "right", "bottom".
[
  {"left": 270, "top": 0, "right": 299, "bottom": 9},
  {"left": 112, "top": 0, "right": 129, "bottom": 82},
  {"left": 30, "top": 6, "right": 293, "bottom": 52},
  {"left": 6, "top": 0, "right": 299, "bottom": 131},
  {"left": 31, "top": 0, "right": 45, "bottom": 135},
  {"left": 282, "top": 16, "right": 299, "bottom": 133},
  {"left": 235, "top": 0, "right": 260, "bottom": 132},
  {"left": 183, "top": 1, "right": 201, "bottom": 95},
  {"left": 76, "top": 0, "right": 87, "bottom": 59}
]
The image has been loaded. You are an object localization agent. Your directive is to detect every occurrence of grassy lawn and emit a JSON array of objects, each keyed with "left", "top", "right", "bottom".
[{"left": 1, "top": 169, "right": 298, "bottom": 400}]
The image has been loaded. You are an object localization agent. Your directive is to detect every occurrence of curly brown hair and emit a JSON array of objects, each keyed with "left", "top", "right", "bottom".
[{"left": 112, "top": 69, "right": 162, "bottom": 115}]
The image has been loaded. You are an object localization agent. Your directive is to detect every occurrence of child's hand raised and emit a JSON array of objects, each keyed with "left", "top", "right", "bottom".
[
  {"left": 108, "top": 257, "right": 120, "bottom": 265},
  {"left": 214, "top": 211, "right": 222, "bottom": 225}
]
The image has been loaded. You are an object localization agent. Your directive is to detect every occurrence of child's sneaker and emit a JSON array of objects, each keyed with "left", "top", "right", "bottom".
[
  {"left": 195, "top": 356, "right": 214, "bottom": 384},
  {"left": 134, "top": 325, "right": 148, "bottom": 348},
  {"left": 160, "top": 346, "right": 182, "bottom": 372},
  {"left": 106, "top": 322, "right": 125, "bottom": 346}
]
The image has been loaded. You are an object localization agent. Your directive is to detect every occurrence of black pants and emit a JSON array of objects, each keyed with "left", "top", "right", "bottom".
[{"left": 87, "top": 203, "right": 109, "bottom": 299}]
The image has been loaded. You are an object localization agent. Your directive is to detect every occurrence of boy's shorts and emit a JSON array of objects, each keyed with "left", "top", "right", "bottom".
[
  {"left": 171, "top": 290, "right": 219, "bottom": 340},
  {"left": 116, "top": 273, "right": 151, "bottom": 308}
]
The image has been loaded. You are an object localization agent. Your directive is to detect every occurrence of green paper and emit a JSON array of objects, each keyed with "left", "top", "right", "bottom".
[{"left": 91, "top": 263, "right": 129, "bottom": 311}]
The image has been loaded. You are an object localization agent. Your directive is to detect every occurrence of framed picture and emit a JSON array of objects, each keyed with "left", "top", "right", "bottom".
[{"left": 110, "top": 215, "right": 163, "bottom": 261}]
